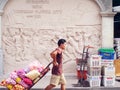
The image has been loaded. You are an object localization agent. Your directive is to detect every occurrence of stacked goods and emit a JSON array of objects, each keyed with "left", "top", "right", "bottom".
[
  {"left": 102, "top": 65, "right": 115, "bottom": 76},
  {"left": 0, "top": 61, "right": 46, "bottom": 90},
  {"left": 87, "top": 55, "right": 101, "bottom": 67},
  {"left": 87, "top": 55, "right": 101, "bottom": 87},
  {"left": 99, "top": 48, "right": 115, "bottom": 87},
  {"left": 102, "top": 75, "right": 115, "bottom": 87},
  {"left": 101, "top": 66, "right": 115, "bottom": 87},
  {"left": 87, "top": 67, "right": 101, "bottom": 76},
  {"left": 98, "top": 48, "right": 115, "bottom": 66}
]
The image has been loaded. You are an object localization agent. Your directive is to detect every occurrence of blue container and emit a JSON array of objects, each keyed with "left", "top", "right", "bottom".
[{"left": 98, "top": 48, "right": 115, "bottom": 60}]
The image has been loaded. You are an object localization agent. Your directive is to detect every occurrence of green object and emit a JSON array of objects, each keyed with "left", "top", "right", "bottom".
[{"left": 99, "top": 48, "right": 115, "bottom": 53}]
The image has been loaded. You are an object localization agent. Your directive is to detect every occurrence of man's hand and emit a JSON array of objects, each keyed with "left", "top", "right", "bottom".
[{"left": 53, "top": 62, "right": 58, "bottom": 66}]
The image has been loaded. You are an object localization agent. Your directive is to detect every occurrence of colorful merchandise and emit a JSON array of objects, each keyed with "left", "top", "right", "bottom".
[{"left": 0, "top": 60, "right": 51, "bottom": 90}]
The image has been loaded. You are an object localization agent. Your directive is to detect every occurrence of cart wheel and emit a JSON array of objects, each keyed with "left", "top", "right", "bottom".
[{"left": 82, "top": 80, "right": 90, "bottom": 87}]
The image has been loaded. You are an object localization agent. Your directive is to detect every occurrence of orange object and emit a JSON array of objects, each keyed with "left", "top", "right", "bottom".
[
  {"left": 77, "top": 70, "right": 87, "bottom": 80},
  {"left": 114, "top": 59, "right": 120, "bottom": 76}
]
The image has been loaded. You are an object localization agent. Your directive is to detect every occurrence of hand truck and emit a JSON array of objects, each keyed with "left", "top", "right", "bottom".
[{"left": 77, "top": 45, "right": 94, "bottom": 87}]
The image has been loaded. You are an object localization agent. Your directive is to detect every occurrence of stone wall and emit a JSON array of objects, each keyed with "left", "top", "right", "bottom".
[{"left": 2, "top": 0, "right": 102, "bottom": 74}]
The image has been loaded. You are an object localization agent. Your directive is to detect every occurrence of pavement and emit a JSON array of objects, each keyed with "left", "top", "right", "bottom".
[{"left": 1, "top": 73, "right": 120, "bottom": 90}]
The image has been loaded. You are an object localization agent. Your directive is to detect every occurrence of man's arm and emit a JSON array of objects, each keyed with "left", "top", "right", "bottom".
[{"left": 50, "top": 49, "right": 58, "bottom": 66}]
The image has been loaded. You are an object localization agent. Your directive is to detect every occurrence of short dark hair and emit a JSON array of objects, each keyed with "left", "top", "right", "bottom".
[{"left": 58, "top": 39, "right": 66, "bottom": 46}]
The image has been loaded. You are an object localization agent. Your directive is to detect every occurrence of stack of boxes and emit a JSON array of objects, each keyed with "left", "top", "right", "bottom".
[
  {"left": 101, "top": 65, "right": 115, "bottom": 87},
  {"left": 99, "top": 48, "right": 115, "bottom": 87},
  {"left": 99, "top": 48, "right": 115, "bottom": 66},
  {"left": 87, "top": 55, "right": 101, "bottom": 87}
]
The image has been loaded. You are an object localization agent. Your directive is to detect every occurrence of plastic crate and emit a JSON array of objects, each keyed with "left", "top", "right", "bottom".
[
  {"left": 87, "top": 75, "right": 101, "bottom": 87},
  {"left": 88, "top": 55, "right": 101, "bottom": 67},
  {"left": 87, "top": 66, "right": 101, "bottom": 76},
  {"left": 101, "top": 66, "right": 115, "bottom": 76},
  {"left": 102, "top": 76, "right": 115, "bottom": 87},
  {"left": 101, "top": 59, "right": 114, "bottom": 66},
  {"left": 99, "top": 48, "right": 115, "bottom": 60}
]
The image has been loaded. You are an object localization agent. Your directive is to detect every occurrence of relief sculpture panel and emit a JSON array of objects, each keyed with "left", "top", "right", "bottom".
[{"left": 2, "top": 0, "right": 101, "bottom": 74}]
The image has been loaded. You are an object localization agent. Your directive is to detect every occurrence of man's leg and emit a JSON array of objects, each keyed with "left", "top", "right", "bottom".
[
  {"left": 45, "top": 84, "right": 55, "bottom": 90},
  {"left": 45, "top": 75, "right": 59, "bottom": 90},
  {"left": 60, "top": 74, "right": 66, "bottom": 90},
  {"left": 61, "top": 84, "right": 66, "bottom": 90}
]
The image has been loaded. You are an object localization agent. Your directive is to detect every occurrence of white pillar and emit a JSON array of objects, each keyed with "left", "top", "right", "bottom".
[
  {"left": 0, "top": 0, "right": 9, "bottom": 76},
  {"left": 101, "top": 12, "right": 116, "bottom": 48},
  {"left": 0, "top": 11, "right": 3, "bottom": 75}
]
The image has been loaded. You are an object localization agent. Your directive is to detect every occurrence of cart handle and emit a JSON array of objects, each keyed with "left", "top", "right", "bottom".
[
  {"left": 46, "top": 61, "right": 53, "bottom": 68},
  {"left": 85, "top": 45, "right": 94, "bottom": 48}
]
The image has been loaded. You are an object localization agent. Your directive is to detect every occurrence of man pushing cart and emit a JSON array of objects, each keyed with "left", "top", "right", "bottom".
[{"left": 0, "top": 38, "right": 67, "bottom": 90}]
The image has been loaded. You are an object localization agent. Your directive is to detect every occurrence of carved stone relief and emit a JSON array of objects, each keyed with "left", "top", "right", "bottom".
[{"left": 2, "top": 0, "right": 101, "bottom": 73}]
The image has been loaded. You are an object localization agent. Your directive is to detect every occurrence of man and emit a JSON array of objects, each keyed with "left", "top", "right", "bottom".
[{"left": 45, "top": 39, "right": 66, "bottom": 90}]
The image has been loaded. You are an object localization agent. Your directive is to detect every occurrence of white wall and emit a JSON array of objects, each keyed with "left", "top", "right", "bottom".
[{"left": 2, "top": 0, "right": 101, "bottom": 74}]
